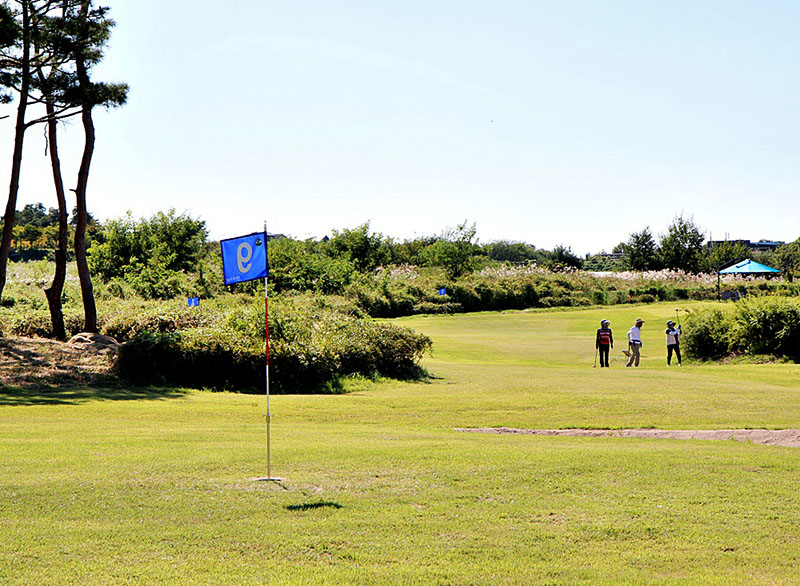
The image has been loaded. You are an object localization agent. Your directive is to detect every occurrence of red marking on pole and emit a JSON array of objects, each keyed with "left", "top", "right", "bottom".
[{"left": 265, "top": 297, "right": 270, "bottom": 365}]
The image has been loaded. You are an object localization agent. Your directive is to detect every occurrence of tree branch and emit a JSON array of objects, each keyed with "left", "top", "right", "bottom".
[{"left": 24, "top": 107, "right": 81, "bottom": 128}]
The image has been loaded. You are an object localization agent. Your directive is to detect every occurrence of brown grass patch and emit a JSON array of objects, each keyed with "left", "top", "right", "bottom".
[
  {"left": 456, "top": 427, "right": 800, "bottom": 448},
  {"left": 0, "top": 336, "right": 117, "bottom": 387}
]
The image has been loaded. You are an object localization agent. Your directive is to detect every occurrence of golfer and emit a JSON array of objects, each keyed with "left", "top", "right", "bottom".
[
  {"left": 595, "top": 319, "right": 613, "bottom": 367},
  {"left": 626, "top": 318, "right": 644, "bottom": 367},
  {"left": 665, "top": 320, "right": 682, "bottom": 367}
]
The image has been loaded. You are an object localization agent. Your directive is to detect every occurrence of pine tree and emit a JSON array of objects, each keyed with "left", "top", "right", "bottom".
[{"left": 0, "top": 0, "right": 126, "bottom": 334}]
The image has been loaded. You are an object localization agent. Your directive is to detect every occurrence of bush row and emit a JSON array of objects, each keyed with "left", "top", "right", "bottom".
[
  {"left": 342, "top": 267, "right": 800, "bottom": 318},
  {"left": 0, "top": 298, "right": 212, "bottom": 341},
  {"left": 344, "top": 273, "right": 721, "bottom": 317},
  {"left": 115, "top": 293, "right": 432, "bottom": 392},
  {"left": 683, "top": 296, "right": 800, "bottom": 360}
]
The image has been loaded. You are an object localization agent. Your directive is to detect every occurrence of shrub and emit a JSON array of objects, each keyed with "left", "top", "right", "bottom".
[
  {"left": 269, "top": 238, "right": 356, "bottom": 294},
  {"left": 569, "top": 295, "right": 593, "bottom": 307},
  {"left": 102, "top": 300, "right": 211, "bottom": 342},
  {"left": 5, "top": 309, "right": 86, "bottom": 338},
  {"left": 684, "top": 297, "right": 800, "bottom": 361},
  {"left": 89, "top": 210, "right": 207, "bottom": 300},
  {"left": 419, "top": 222, "right": 479, "bottom": 279},
  {"left": 412, "top": 301, "right": 462, "bottom": 314},
  {"left": 326, "top": 223, "right": 391, "bottom": 273},
  {"left": 115, "top": 329, "right": 264, "bottom": 390},
  {"left": 90, "top": 210, "right": 207, "bottom": 282},
  {"left": 122, "top": 259, "right": 192, "bottom": 300},
  {"left": 727, "top": 296, "right": 800, "bottom": 359},
  {"left": 539, "top": 296, "right": 573, "bottom": 308},
  {"left": 683, "top": 308, "right": 732, "bottom": 360},
  {"left": 101, "top": 278, "right": 136, "bottom": 299}
]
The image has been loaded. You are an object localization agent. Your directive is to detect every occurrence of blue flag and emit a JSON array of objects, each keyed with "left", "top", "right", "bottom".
[
  {"left": 438, "top": 288, "right": 447, "bottom": 296},
  {"left": 187, "top": 297, "right": 200, "bottom": 307},
  {"left": 220, "top": 232, "right": 268, "bottom": 285}
]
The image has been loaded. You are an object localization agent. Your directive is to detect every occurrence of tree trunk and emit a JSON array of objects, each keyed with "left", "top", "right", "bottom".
[
  {"left": 73, "top": 105, "right": 97, "bottom": 333},
  {"left": 43, "top": 98, "right": 68, "bottom": 340},
  {"left": 0, "top": 1, "right": 31, "bottom": 302},
  {"left": 73, "top": 0, "right": 97, "bottom": 332}
]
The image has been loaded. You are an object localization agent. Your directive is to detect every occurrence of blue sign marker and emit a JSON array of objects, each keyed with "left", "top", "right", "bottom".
[
  {"left": 438, "top": 288, "right": 447, "bottom": 296},
  {"left": 220, "top": 232, "right": 268, "bottom": 285},
  {"left": 187, "top": 297, "right": 200, "bottom": 307}
]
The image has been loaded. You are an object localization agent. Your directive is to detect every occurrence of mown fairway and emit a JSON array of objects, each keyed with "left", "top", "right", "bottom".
[{"left": 2, "top": 301, "right": 800, "bottom": 585}]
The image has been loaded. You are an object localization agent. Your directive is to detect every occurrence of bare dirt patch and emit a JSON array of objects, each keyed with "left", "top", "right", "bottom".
[
  {"left": 456, "top": 427, "right": 800, "bottom": 448},
  {"left": 0, "top": 336, "right": 117, "bottom": 387},
  {"left": 67, "top": 333, "right": 121, "bottom": 355}
]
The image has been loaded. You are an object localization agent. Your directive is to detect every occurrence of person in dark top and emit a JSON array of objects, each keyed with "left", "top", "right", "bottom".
[
  {"left": 665, "top": 320, "right": 682, "bottom": 366},
  {"left": 596, "top": 319, "right": 614, "bottom": 367}
]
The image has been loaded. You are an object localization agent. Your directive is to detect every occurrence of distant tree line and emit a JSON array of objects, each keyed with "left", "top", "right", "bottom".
[
  {"left": 615, "top": 214, "right": 797, "bottom": 277},
  {"left": 9, "top": 207, "right": 800, "bottom": 306},
  {"left": 0, "top": 202, "right": 100, "bottom": 259},
  {"left": 268, "top": 221, "right": 586, "bottom": 293}
]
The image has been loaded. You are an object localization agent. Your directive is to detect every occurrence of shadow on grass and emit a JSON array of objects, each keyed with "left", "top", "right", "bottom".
[
  {"left": 285, "top": 500, "right": 343, "bottom": 512},
  {"left": 412, "top": 367, "right": 443, "bottom": 384},
  {"left": 0, "top": 369, "right": 440, "bottom": 403},
  {"left": 0, "top": 384, "right": 188, "bottom": 406},
  {"left": 272, "top": 365, "right": 439, "bottom": 395},
  {"left": 399, "top": 364, "right": 441, "bottom": 383}
]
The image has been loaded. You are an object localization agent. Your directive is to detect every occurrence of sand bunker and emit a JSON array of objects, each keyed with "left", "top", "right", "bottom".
[{"left": 456, "top": 427, "right": 800, "bottom": 448}]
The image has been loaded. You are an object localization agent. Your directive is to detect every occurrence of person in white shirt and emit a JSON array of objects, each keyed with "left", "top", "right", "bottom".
[
  {"left": 626, "top": 318, "right": 644, "bottom": 367},
  {"left": 665, "top": 320, "right": 682, "bottom": 366}
]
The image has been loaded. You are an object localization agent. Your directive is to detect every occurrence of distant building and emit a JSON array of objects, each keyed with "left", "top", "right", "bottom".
[
  {"left": 706, "top": 239, "right": 784, "bottom": 252},
  {"left": 750, "top": 240, "right": 784, "bottom": 252}
]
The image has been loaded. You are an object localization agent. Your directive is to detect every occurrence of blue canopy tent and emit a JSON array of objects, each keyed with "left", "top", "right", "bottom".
[
  {"left": 717, "top": 259, "right": 781, "bottom": 299},
  {"left": 718, "top": 259, "right": 781, "bottom": 275}
]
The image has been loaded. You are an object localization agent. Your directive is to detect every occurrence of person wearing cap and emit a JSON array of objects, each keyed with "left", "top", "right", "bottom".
[
  {"left": 626, "top": 318, "right": 644, "bottom": 367},
  {"left": 665, "top": 320, "right": 682, "bottom": 366},
  {"left": 595, "top": 319, "right": 614, "bottom": 367}
]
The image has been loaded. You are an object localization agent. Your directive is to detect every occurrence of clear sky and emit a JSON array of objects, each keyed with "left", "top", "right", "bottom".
[{"left": 2, "top": 0, "right": 798, "bottom": 254}]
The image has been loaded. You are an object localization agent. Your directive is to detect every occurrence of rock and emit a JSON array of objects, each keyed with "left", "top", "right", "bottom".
[{"left": 67, "top": 332, "right": 121, "bottom": 355}]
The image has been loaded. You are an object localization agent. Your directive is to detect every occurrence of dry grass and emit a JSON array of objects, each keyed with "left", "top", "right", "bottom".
[{"left": 0, "top": 336, "right": 117, "bottom": 387}]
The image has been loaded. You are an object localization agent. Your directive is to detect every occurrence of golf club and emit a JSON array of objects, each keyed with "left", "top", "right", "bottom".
[{"left": 593, "top": 347, "right": 598, "bottom": 368}]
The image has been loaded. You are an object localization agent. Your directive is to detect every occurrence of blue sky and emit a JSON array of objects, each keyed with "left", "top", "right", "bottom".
[{"left": 2, "top": 0, "right": 798, "bottom": 254}]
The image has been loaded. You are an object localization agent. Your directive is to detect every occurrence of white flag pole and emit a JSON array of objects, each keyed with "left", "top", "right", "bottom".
[{"left": 258, "top": 222, "right": 280, "bottom": 482}]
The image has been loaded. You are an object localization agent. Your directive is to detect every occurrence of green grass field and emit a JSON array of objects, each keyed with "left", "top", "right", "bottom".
[{"left": 2, "top": 301, "right": 800, "bottom": 585}]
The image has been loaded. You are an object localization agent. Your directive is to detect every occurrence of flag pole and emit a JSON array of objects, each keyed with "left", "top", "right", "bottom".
[{"left": 258, "top": 221, "right": 280, "bottom": 482}]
